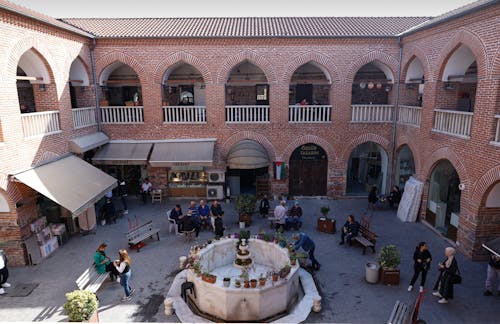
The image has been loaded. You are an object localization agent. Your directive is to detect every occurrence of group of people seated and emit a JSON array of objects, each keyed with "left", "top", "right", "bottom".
[
  {"left": 272, "top": 198, "right": 303, "bottom": 231},
  {"left": 368, "top": 185, "right": 402, "bottom": 209},
  {"left": 168, "top": 200, "right": 225, "bottom": 238}
]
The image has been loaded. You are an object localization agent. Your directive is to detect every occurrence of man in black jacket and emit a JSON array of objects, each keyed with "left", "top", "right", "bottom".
[{"left": 339, "top": 215, "right": 360, "bottom": 246}]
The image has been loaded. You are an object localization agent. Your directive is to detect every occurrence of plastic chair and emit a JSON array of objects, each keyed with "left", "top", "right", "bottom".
[
  {"left": 167, "top": 210, "right": 178, "bottom": 235},
  {"left": 151, "top": 189, "right": 162, "bottom": 204}
]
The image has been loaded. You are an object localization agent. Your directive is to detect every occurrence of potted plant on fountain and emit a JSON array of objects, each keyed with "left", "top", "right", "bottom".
[
  {"left": 242, "top": 273, "right": 250, "bottom": 288},
  {"left": 223, "top": 277, "right": 231, "bottom": 287},
  {"left": 377, "top": 244, "right": 401, "bottom": 285},
  {"left": 272, "top": 271, "right": 279, "bottom": 282},
  {"left": 234, "top": 279, "right": 241, "bottom": 288},
  {"left": 235, "top": 194, "right": 257, "bottom": 227},
  {"left": 317, "top": 206, "right": 336, "bottom": 234},
  {"left": 279, "top": 264, "right": 291, "bottom": 278},
  {"left": 250, "top": 278, "right": 258, "bottom": 288},
  {"left": 64, "top": 290, "right": 99, "bottom": 322},
  {"left": 259, "top": 274, "right": 266, "bottom": 286}
]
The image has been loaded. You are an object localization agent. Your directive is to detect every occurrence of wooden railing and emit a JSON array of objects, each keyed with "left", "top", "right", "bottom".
[
  {"left": 288, "top": 105, "right": 332, "bottom": 123},
  {"left": 72, "top": 107, "right": 97, "bottom": 129},
  {"left": 492, "top": 115, "right": 500, "bottom": 145},
  {"left": 21, "top": 111, "right": 61, "bottom": 138},
  {"left": 398, "top": 105, "right": 422, "bottom": 127},
  {"left": 163, "top": 106, "right": 206, "bottom": 124},
  {"left": 225, "top": 105, "right": 270, "bottom": 123},
  {"left": 100, "top": 106, "right": 144, "bottom": 124},
  {"left": 351, "top": 105, "right": 394, "bottom": 123},
  {"left": 433, "top": 109, "right": 473, "bottom": 139}
]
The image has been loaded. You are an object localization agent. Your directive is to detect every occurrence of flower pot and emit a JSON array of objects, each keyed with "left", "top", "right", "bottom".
[
  {"left": 317, "top": 218, "right": 336, "bottom": 234},
  {"left": 244, "top": 280, "right": 250, "bottom": 288},
  {"left": 250, "top": 279, "right": 257, "bottom": 288},
  {"left": 290, "top": 259, "right": 297, "bottom": 266},
  {"left": 272, "top": 273, "right": 279, "bottom": 282},
  {"left": 223, "top": 278, "right": 231, "bottom": 287},
  {"left": 380, "top": 268, "right": 400, "bottom": 285},
  {"left": 234, "top": 281, "right": 241, "bottom": 288},
  {"left": 259, "top": 278, "right": 266, "bottom": 286}
]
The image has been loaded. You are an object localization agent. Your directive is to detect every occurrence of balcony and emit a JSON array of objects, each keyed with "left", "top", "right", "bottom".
[
  {"left": 432, "top": 109, "right": 473, "bottom": 139},
  {"left": 225, "top": 105, "right": 269, "bottom": 124},
  {"left": 72, "top": 107, "right": 97, "bottom": 129},
  {"left": 163, "top": 106, "right": 206, "bottom": 124},
  {"left": 397, "top": 105, "right": 422, "bottom": 128},
  {"left": 21, "top": 111, "right": 61, "bottom": 138},
  {"left": 490, "top": 115, "right": 500, "bottom": 146},
  {"left": 351, "top": 105, "right": 394, "bottom": 123},
  {"left": 100, "top": 106, "right": 144, "bottom": 124},
  {"left": 288, "top": 105, "right": 331, "bottom": 123}
]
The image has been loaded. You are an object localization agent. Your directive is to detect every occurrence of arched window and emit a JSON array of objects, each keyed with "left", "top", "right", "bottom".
[
  {"left": 68, "top": 58, "right": 91, "bottom": 109},
  {"left": 403, "top": 57, "right": 425, "bottom": 107},
  {"left": 99, "top": 62, "right": 142, "bottom": 107},
  {"left": 351, "top": 61, "right": 394, "bottom": 105}
]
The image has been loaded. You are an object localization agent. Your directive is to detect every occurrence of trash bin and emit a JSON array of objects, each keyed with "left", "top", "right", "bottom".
[
  {"left": 239, "top": 221, "right": 246, "bottom": 229},
  {"left": 366, "top": 262, "right": 380, "bottom": 284}
]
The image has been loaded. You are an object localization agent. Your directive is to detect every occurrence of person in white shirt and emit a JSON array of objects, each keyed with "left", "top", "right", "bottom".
[
  {"left": 0, "top": 250, "right": 11, "bottom": 295},
  {"left": 140, "top": 178, "right": 152, "bottom": 204},
  {"left": 274, "top": 201, "right": 287, "bottom": 232}
]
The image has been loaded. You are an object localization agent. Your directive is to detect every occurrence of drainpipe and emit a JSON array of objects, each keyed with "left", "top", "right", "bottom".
[
  {"left": 389, "top": 36, "right": 403, "bottom": 192},
  {"left": 90, "top": 38, "right": 102, "bottom": 132}
]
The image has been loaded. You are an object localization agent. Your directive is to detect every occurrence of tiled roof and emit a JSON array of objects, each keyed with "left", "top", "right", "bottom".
[
  {"left": 60, "top": 17, "right": 430, "bottom": 38},
  {"left": 0, "top": 0, "right": 93, "bottom": 37}
]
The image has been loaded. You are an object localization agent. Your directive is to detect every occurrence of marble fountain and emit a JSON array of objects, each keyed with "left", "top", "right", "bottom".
[{"left": 165, "top": 236, "right": 321, "bottom": 323}]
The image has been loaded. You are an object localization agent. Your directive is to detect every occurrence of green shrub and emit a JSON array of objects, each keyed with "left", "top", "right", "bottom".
[
  {"left": 64, "top": 290, "right": 98, "bottom": 322},
  {"left": 377, "top": 245, "right": 401, "bottom": 269}
]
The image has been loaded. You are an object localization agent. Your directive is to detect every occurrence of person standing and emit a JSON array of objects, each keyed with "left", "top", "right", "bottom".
[
  {"left": 0, "top": 250, "right": 11, "bottom": 295},
  {"left": 274, "top": 200, "right": 287, "bottom": 232},
  {"left": 259, "top": 194, "right": 270, "bottom": 218},
  {"left": 408, "top": 242, "right": 432, "bottom": 292},
  {"left": 114, "top": 249, "right": 135, "bottom": 302},
  {"left": 368, "top": 186, "right": 379, "bottom": 209},
  {"left": 483, "top": 253, "right": 500, "bottom": 296},
  {"left": 94, "top": 243, "right": 119, "bottom": 281},
  {"left": 210, "top": 200, "right": 223, "bottom": 231},
  {"left": 339, "top": 215, "right": 360, "bottom": 245},
  {"left": 432, "top": 247, "right": 459, "bottom": 304},
  {"left": 118, "top": 179, "right": 128, "bottom": 215},
  {"left": 293, "top": 233, "right": 320, "bottom": 271},
  {"left": 140, "top": 178, "right": 152, "bottom": 204}
]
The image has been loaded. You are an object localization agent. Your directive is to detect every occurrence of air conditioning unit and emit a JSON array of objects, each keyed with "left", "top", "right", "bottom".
[
  {"left": 207, "top": 185, "right": 224, "bottom": 200},
  {"left": 208, "top": 171, "right": 225, "bottom": 183}
]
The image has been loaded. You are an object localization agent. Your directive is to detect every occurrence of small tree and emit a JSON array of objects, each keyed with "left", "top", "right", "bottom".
[
  {"left": 320, "top": 206, "right": 330, "bottom": 217},
  {"left": 377, "top": 245, "right": 401, "bottom": 269},
  {"left": 64, "top": 290, "right": 98, "bottom": 322},
  {"left": 234, "top": 194, "right": 257, "bottom": 215}
]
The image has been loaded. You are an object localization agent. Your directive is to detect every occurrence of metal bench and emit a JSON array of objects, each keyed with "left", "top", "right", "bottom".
[
  {"left": 352, "top": 225, "right": 378, "bottom": 254},
  {"left": 76, "top": 264, "right": 109, "bottom": 294},
  {"left": 126, "top": 220, "right": 160, "bottom": 252}
]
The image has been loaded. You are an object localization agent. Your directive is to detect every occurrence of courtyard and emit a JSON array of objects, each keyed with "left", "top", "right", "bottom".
[{"left": 0, "top": 196, "right": 498, "bottom": 323}]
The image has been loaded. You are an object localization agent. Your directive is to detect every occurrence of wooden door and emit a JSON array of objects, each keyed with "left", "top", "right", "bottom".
[{"left": 289, "top": 144, "right": 328, "bottom": 196}]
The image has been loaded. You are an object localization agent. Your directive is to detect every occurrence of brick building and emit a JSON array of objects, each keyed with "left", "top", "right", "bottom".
[{"left": 0, "top": 0, "right": 498, "bottom": 265}]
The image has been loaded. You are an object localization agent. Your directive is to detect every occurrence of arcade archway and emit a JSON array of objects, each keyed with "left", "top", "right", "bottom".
[
  {"left": 346, "top": 141, "right": 388, "bottom": 195},
  {"left": 289, "top": 143, "right": 327, "bottom": 196}
]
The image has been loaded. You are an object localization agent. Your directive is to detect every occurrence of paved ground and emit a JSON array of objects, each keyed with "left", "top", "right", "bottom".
[{"left": 0, "top": 196, "right": 498, "bottom": 323}]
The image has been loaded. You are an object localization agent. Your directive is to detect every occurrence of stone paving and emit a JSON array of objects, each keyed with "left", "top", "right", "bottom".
[{"left": 0, "top": 196, "right": 498, "bottom": 323}]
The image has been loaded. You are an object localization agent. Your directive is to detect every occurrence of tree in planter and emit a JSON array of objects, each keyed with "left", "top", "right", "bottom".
[
  {"left": 64, "top": 290, "right": 99, "bottom": 322},
  {"left": 377, "top": 244, "right": 401, "bottom": 285},
  {"left": 320, "top": 206, "right": 330, "bottom": 217},
  {"left": 234, "top": 194, "right": 257, "bottom": 226}
]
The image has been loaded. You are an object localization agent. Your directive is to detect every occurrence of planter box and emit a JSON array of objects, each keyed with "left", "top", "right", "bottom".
[
  {"left": 380, "top": 268, "right": 400, "bottom": 285},
  {"left": 317, "top": 218, "right": 336, "bottom": 234},
  {"left": 239, "top": 214, "right": 251, "bottom": 226}
]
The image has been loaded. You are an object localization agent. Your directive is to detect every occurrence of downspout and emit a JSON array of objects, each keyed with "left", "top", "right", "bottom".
[
  {"left": 389, "top": 36, "right": 403, "bottom": 192},
  {"left": 90, "top": 38, "right": 101, "bottom": 132}
]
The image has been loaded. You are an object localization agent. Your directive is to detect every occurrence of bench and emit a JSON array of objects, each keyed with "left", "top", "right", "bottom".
[
  {"left": 76, "top": 264, "right": 109, "bottom": 294},
  {"left": 387, "top": 292, "right": 423, "bottom": 324},
  {"left": 126, "top": 220, "right": 160, "bottom": 252},
  {"left": 352, "top": 225, "right": 378, "bottom": 254}
]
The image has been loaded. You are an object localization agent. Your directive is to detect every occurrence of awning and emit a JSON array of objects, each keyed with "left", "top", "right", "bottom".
[
  {"left": 483, "top": 237, "right": 500, "bottom": 257},
  {"left": 227, "top": 140, "right": 270, "bottom": 169},
  {"left": 69, "top": 132, "right": 109, "bottom": 154},
  {"left": 13, "top": 155, "right": 117, "bottom": 216},
  {"left": 92, "top": 143, "right": 152, "bottom": 165},
  {"left": 149, "top": 139, "right": 215, "bottom": 167}
]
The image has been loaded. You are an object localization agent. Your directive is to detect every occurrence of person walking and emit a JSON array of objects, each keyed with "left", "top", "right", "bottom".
[
  {"left": 118, "top": 179, "right": 128, "bottom": 215},
  {"left": 432, "top": 247, "right": 459, "bottom": 304},
  {"left": 368, "top": 186, "right": 379, "bottom": 209},
  {"left": 293, "top": 233, "right": 320, "bottom": 271},
  {"left": 0, "top": 250, "right": 11, "bottom": 295},
  {"left": 483, "top": 253, "right": 500, "bottom": 296},
  {"left": 408, "top": 242, "right": 432, "bottom": 292},
  {"left": 94, "top": 243, "right": 119, "bottom": 281},
  {"left": 114, "top": 249, "right": 135, "bottom": 302}
]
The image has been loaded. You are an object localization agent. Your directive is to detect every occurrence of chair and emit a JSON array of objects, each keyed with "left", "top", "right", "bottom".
[
  {"left": 167, "top": 210, "right": 179, "bottom": 235},
  {"left": 151, "top": 189, "right": 162, "bottom": 204}
]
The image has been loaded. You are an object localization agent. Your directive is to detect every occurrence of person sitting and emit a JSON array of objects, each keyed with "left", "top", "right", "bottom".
[
  {"left": 180, "top": 210, "right": 200, "bottom": 238},
  {"left": 210, "top": 200, "right": 223, "bottom": 231},
  {"left": 259, "top": 194, "right": 270, "bottom": 218},
  {"left": 274, "top": 200, "right": 287, "bottom": 232},
  {"left": 140, "top": 178, "right": 152, "bottom": 204},
  {"left": 187, "top": 201, "right": 199, "bottom": 220},
  {"left": 368, "top": 186, "right": 379, "bottom": 209},
  {"left": 94, "top": 243, "right": 119, "bottom": 281},
  {"left": 339, "top": 215, "right": 360, "bottom": 246},
  {"left": 387, "top": 185, "right": 402, "bottom": 208},
  {"left": 169, "top": 204, "right": 183, "bottom": 232},
  {"left": 198, "top": 200, "right": 210, "bottom": 230},
  {"left": 286, "top": 201, "right": 303, "bottom": 230}
]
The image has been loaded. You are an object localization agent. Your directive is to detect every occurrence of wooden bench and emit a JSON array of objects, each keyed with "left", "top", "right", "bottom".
[
  {"left": 387, "top": 292, "right": 423, "bottom": 324},
  {"left": 126, "top": 220, "right": 160, "bottom": 252},
  {"left": 352, "top": 225, "right": 378, "bottom": 254},
  {"left": 76, "top": 264, "right": 109, "bottom": 294}
]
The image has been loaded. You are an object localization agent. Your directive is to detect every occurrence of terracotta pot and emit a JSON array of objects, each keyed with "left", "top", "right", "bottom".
[
  {"left": 250, "top": 279, "right": 257, "bottom": 288},
  {"left": 272, "top": 273, "right": 279, "bottom": 282},
  {"left": 290, "top": 259, "right": 297, "bottom": 266},
  {"left": 244, "top": 280, "right": 250, "bottom": 288},
  {"left": 259, "top": 278, "right": 266, "bottom": 286},
  {"left": 235, "top": 281, "right": 241, "bottom": 288}
]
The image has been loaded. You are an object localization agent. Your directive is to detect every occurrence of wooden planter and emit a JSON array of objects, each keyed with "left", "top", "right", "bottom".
[
  {"left": 239, "top": 214, "right": 251, "bottom": 226},
  {"left": 380, "top": 268, "right": 400, "bottom": 285},
  {"left": 317, "top": 217, "right": 336, "bottom": 234}
]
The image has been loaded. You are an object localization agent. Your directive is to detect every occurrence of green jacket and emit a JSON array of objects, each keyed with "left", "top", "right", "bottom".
[{"left": 94, "top": 251, "right": 110, "bottom": 274}]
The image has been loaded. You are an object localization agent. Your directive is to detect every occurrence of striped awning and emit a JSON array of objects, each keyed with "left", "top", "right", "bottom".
[{"left": 227, "top": 140, "right": 270, "bottom": 169}]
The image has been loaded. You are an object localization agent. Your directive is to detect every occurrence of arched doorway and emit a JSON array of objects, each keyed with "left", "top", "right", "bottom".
[
  {"left": 427, "top": 160, "right": 461, "bottom": 241},
  {"left": 346, "top": 142, "right": 388, "bottom": 195},
  {"left": 289, "top": 143, "right": 327, "bottom": 196},
  {"left": 227, "top": 140, "right": 270, "bottom": 196},
  {"left": 395, "top": 145, "right": 416, "bottom": 190}
]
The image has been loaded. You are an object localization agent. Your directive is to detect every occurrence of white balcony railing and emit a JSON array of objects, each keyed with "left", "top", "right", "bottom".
[
  {"left": 432, "top": 109, "right": 473, "bottom": 139},
  {"left": 491, "top": 115, "right": 500, "bottom": 146},
  {"left": 288, "top": 105, "right": 332, "bottom": 123},
  {"left": 351, "top": 105, "right": 394, "bottom": 123},
  {"left": 398, "top": 105, "right": 422, "bottom": 127},
  {"left": 163, "top": 106, "right": 206, "bottom": 124},
  {"left": 21, "top": 111, "right": 61, "bottom": 138},
  {"left": 226, "top": 105, "right": 270, "bottom": 123},
  {"left": 72, "top": 107, "right": 97, "bottom": 129},
  {"left": 100, "top": 106, "right": 144, "bottom": 124}
]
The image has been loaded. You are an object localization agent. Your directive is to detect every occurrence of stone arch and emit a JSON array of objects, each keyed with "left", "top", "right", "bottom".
[
  {"left": 68, "top": 55, "right": 92, "bottom": 86},
  {"left": 153, "top": 51, "right": 213, "bottom": 85},
  {"left": 216, "top": 50, "right": 277, "bottom": 85},
  {"left": 434, "top": 29, "right": 488, "bottom": 81},
  {"left": 282, "top": 52, "right": 340, "bottom": 84},
  {"left": 340, "top": 133, "right": 391, "bottom": 164},
  {"left": 218, "top": 131, "right": 278, "bottom": 162},
  {"left": 95, "top": 51, "right": 147, "bottom": 85},
  {"left": 422, "top": 147, "right": 470, "bottom": 199},
  {"left": 395, "top": 136, "right": 422, "bottom": 176},
  {"left": 282, "top": 135, "right": 336, "bottom": 164},
  {"left": 401, "top": 45, "right": 432, "bottom": 82},
  {"left": 345, "top": 50, "right": 399, "bottom": 85},
  {"left": 472, "top": 164, "right": 500, "bottom": 204}
]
